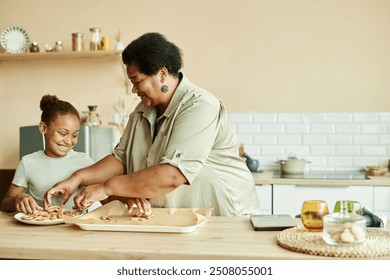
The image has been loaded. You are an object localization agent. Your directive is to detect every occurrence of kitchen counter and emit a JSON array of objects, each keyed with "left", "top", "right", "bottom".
[
  {"left": 253, "top": 171, "right": 390, "bottom": 186},
  {"left": 0, "top": 211, "right": 389, "bottom": 260}
]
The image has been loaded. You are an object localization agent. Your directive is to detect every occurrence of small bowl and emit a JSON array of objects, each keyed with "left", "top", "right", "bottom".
[{"left": 365, "top": 166, "right": 388, "bottom": 176}]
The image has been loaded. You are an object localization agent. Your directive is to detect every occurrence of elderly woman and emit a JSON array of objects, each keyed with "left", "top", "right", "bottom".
[{"left": 44, "top": 32, "right": 260, "bottom": 216}]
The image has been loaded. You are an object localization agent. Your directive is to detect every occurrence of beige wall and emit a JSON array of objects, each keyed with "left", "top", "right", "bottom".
[{"left": 1, "top": 0, "right": 390, "bottom": 168}]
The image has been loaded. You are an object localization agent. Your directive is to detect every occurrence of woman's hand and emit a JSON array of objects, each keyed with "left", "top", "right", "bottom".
[
  {"left": 15, "top": 193, "right": 43, "bottom": 214},
  {"left": 126, "top": 198, "right": 152, "bottom": 216},
  {"left": 44, "top": 177, "right": 80, "bottom": 209},
  {"left": 73, "top": 183, "right": 108, "bottom": 210}
]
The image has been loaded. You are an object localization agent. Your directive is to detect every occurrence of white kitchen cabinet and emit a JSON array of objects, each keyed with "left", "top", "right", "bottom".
[
  {"left": 273, "top": 184, "right": 374, "bottom": 217},
  {"left": 255, "top": 185, "right": 272, "bottom": 214},
  {"left": 373, "top": 186, "right": 390, "bottom": 219}
]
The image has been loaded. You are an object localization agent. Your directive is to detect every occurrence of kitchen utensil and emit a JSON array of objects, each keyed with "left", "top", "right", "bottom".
[
  {"left": 301, "top": 200, "right": 329, "bottom": 232},
  {"left": 242, "top": 152, "right": 260, "bottom": 172},
  {"left": 323, "top": 200, "right": 366, "bottom": 245},
  {"left": 276, "top": 154, "right": 310, "bottom": 174}
]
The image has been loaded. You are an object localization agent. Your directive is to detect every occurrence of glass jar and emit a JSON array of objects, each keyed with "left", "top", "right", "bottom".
[
  {"left": 54, "top": 41, "right": 63, "bottom": 52},
  {"left": 89, "top": 27, "right": 102, "bottom": 51},
  {"left": 72, "top": 33, "right": 84, "bottom": 52},
  {"left": 100, "top": 37, "right": 112, "bottom": 51},
  {"left": 29, "top": 42, "right": 40, "bottom": 53},
  {"left": 323, "top": 200, "right": 366, "bottom": 245},
  {"left": 85, "top": 105, "right": 102, "bottom": 127}
]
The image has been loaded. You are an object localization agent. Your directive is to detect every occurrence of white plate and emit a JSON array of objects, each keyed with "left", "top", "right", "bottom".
[
  {"left": 76, "top": 219, "right": 207, "bottom": 233},
  {"left": 14, "top": 213, "right": 64, "bottom": 225},
  {"left": 14, "top": 209, "right": 84, "bottom": 226},
  {"left": 1, "top": 26, "right": 30, "bottom": 53}
]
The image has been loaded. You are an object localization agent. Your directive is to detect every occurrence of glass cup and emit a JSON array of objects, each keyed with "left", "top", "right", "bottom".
[
  {"left": 301, "top": 200, "right": 329, "bottom": 231},
  {"left": 333, "top": 200, "right": 362, "bottom": 215}
]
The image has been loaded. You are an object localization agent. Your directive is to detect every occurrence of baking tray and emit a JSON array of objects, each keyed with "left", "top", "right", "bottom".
[
  {"left": 64, "top": 200, "right": 211, "bottom": 234},
  {"left": 76, "top": 218, "right": 208, "bottom": 233}
]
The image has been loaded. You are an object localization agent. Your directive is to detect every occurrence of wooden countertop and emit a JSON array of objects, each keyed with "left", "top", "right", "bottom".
[
  {"left": 0, "top": 211, "right": 389, "bottom": 260},
  {"left": 253, "top": 171, "right": 390, "bottom": 186}
]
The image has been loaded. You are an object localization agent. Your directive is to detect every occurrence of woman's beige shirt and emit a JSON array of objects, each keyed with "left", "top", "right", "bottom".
[{"left": 112, "top": 74, "right": 260, "bottom": 216}]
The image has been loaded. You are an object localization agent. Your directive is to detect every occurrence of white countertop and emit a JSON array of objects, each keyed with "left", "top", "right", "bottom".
[
  {"left": 253, "top": 171, "right": 390, "bottom": 186},
  {"left": 1, "top": 211, "right": 389, "bottom": 260}
]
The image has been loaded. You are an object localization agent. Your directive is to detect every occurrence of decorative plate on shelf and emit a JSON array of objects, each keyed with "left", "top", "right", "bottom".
[{"left": 1, "top": 26, "right": 30, "bottom": 54}]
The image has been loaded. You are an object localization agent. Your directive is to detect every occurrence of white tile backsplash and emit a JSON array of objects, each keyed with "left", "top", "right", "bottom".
[
  {"left": 236, "top": 124, "right": 260, "bottom": 134},
  {"left": 380, "top": 135, "right": 390, "bottom": 144},
  {"left": 277, "top": 113, "right": 302, "bottom": 123},
  {"left": 302, "top": 113, "right": 327, "bottom": 123},
  {"left": 302, "top": 135, "right": 327, "bottom": 145},
  {"left": 361, "top": 124, "right": 387, "bottom": 134},
  {"left": 278, "top": 135, "right": 301, "bottom": 145},
  {"left": 335, "top": 124, "right": 361, "bottom": 134},
  {"left": 285, "top": 124, "right": 310, "bottom": 134},
  {"left": 353, "top": 113, "right": 379, "bottom": 122},
  {"left": 327, "top": 113, "right": 353, "bottom": 123},
  {"left": 354, "top": 135, "right": 378, "bottom": 145},
  {"left": 262, "top": 124, "right": 285, "bottom": 134},
  {"left": 230, "top": 112, "right": 390, "bottom": 171},
  {"left": 311, "top": 146, "right": 335, "bottom": 156},
  {"left": 335, "top": 146, "right": 361, "bottom": 156},
  {"left": 328, "top": 135, "right": 352, "bottom": 145},
  {"left": 310, "top": 124, "right": 335, "bottom": 134},
  {"left": 253, "top": 135, "right": 277, "bottom": 144},
  {"left": 379, "top": 113, "right": 390, "bottom": 122}
]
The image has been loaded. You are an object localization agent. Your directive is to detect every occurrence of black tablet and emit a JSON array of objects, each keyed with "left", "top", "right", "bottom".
[{"left": 250, "top": 214, "right": 297, "bottom": 231}]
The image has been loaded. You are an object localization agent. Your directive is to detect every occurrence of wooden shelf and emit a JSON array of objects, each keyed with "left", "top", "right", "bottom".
[
  {"left": 0, "top": 50, "right": 122, "bottom": 61},
  {"left": 0, "top": 49, "right": 132, "bottom": 94}
]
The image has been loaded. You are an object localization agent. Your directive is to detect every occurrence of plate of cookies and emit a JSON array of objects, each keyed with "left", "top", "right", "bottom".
[{"left": 14, "top": 206, "right": 84, "bottom": 225}]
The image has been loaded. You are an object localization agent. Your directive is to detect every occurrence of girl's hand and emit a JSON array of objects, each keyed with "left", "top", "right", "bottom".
[{"left": 15, "top": 193, "right": 43, "bottom": 214}]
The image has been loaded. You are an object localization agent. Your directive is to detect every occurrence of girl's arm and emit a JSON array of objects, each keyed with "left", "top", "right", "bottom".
[{"left": 0, "top": 184, "right": 41, "bottom": 214}]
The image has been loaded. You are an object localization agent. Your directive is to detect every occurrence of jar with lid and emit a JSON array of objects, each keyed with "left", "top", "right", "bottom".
[
  {"left": 89, "top": 27, "right": 102, "bottom": 51},
  {"left": 322, "top": 200, "right": 366, "bottom": 245},
  {"left": 29, "top": 42, "right": 40, "bottom": 53},
  {"left": 54, "top": 41, "right": 63, "bottom": 52},
  {"left": 72, "top": 32, "right": 84, "bottom": 52},
  {"left": 85, "top": 105, "right": 101, "bottom": 127}
]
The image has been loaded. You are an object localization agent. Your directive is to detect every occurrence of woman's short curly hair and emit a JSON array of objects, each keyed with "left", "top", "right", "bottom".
[{"left": 122, "top": 32, "right": 183, "bottom": 78}]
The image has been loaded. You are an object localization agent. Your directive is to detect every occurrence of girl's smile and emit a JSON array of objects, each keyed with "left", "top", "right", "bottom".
[{"left": 40, "top": 114, "right": 80, "bottom": 158}]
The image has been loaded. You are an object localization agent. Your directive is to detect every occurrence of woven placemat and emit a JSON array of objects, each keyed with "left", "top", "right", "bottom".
[{"left": 277, "top": 227, "right": 390, "bottom": 258}]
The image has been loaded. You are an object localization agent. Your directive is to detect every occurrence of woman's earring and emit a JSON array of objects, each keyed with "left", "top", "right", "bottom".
[{"left": 161, "top": 84, "right": 169, "bottom": 93}]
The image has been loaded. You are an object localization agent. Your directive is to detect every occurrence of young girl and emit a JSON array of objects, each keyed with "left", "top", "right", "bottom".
[{"left": 1, "top": 94, "right": 99, "bottom": 214}]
